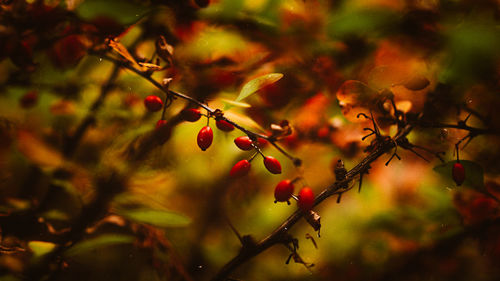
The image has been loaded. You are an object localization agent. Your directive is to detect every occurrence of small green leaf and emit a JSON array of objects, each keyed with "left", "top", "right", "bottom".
[
  {"left": 65, "top": 234, "right": 134, "bottom": 257},
  {"left": 433, "top": 160, "right": 484, "bottom": 191},
  {"left": 220, "top": 98, "right": 251, "bottom": 108},
  {"left": 28, "top": 241, "right": 56, "bottom": 258},
  {"left": 236, "top": 73, "right": 283, "bottom": 102},
  {"left": 327, "top": 8, "right": 399, "bottom": 39},
  {"left": 76, "top": 0, "right": 150, "bottom": 25},
  {"left": 119, "top": 209, "right": 191, "bottom": 228}
]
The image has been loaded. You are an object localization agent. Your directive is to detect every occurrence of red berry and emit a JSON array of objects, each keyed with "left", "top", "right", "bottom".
[
  {"left": 274, "top": 180, "right": 294, "bottom": 203},
  {"left": 452, "top": 162, "right": 465, "bottom": 186},
  {"left": 234, "top": 136, "right": 253, "bottom": 151},
  {"left": 257, "top": 137, "right": 268, "bottom": 147},
  {"left": 216, "top": 119, "right": 235, "bottom": 132},
  {"left": 197, "top": 126, "right": 213, "bottom": 151},
  {"left": 181, "top": 108, "right": 202, "bottom": 122},
  {"left": 156, "top": 119, "right": 167, "bottom": 129},
  {"left": 48, "top": 35, "right": 87, "bottom": 69},
  {"left": 230, "top": 160, "right": 251, "bottom": 178},
  {"left": 297, "top": 187, "right": 314, "bottom": 211},
  {"left": 263, "top": 156, "right": 281, "bottom": 174},
  {"left": 144, "top": 95, "right": 163, "bottom": 112},
  {"left": 19, "top": 90, "right": 38, "bottom": 108}
]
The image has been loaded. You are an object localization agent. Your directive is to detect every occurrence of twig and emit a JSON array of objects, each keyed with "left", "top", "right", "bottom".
[
  {"left": 210, "top": 125, "right": 413, "bottom": 281},
  {"left": 94, "top": 53, "right": 301, "bottom": 165},
  {"left": 63, "top": 64, "right": 121, "bottom": 157},
  {"left": 417, "top": 122, "right": 498, "bottom": 136}
]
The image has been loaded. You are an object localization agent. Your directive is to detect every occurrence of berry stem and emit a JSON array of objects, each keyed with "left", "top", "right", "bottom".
[
  {"left": 160, "top": 80, "right": 171, "bottom": 120},
  {"left": 248, "top": 151, "right": 259, "bottom": 162},
  {"left": 90, "top": 53, "right": 303, "bottom": 167},
  {"left": 210, "top": 124, "right": 414, "bottom": 281},
  {"left": 63, "top": 63, "right": 120, "bottom": 157}
]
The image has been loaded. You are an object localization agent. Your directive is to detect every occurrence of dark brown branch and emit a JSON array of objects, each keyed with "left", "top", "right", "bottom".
[
  {"left": 417, "top": 121, "right": 499, "bottom": 136},
  {"left": 210, "top": 125, "right": 414, "bottom": 281},
  {"left": 95, "top": 53, "right": 301, "bottom": 165},
  {"left": 63, "top": 64, "right": 121, "bottom": 157}
]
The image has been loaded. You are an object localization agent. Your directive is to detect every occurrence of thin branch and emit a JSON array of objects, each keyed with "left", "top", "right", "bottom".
[
  {"left": 63, "top": 64, "right": 121, "bottom": 157},
  {"left": 94, "top": 53, "right": 301, "bottom": 165},
  {"left": 210, "top": 125, "right": 413, "bottom": 281},
  {"left": 417, "top": 122, "right": 499, "bottom": 136}
]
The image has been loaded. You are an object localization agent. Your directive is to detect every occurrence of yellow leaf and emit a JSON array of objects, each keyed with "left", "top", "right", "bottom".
[
  {"left": 108, "top": 39, "right": 144, "bottom": 71},
  {"left": 224, "top": 111, "right": 266, "bottom": 132},
  {"left": 138, "top": 62, "right": 163, "bottom": 70},
  {"left": 220, "top": 98, "right": 252, "bottom": 109},
  {"left": 17, "top": 131, "right": 63, "bottom": 168},
  {"left": 28, "top": 241, "right": 56, "bottom": 258}
]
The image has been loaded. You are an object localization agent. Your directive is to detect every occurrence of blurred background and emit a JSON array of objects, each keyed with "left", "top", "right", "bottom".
[{"left": 1, "top": 0, "right": 500, "bottom": 280}]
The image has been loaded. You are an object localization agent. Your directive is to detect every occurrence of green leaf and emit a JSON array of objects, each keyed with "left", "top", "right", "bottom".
[
  {"left": 65, "top": 234, "right": 134, "bottom": 257},
  {"left": 28, "top": 241, "right": 56, "bottom": 258},
  {"left": 441, "top": 22, "right": 500, "bottom": 85},
  {"left": 433, "top": 160, "right": 484, "bottom": 191},
  {"left": 236, "top": 73, "right": 283, "bottom": 102},
  {"left": 76, "top": 0, "right": 150, "bottom": 25},
  {"left": 119, "top": 208, "right": 191, "bottom": 228},
  {"left": 327, "top": 8, "right": 399, "bottom": 39}
]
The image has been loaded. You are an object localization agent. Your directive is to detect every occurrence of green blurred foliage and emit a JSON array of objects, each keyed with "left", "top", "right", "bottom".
[{"left": 1, "top": 0, "right": 500, "bottom": 281}]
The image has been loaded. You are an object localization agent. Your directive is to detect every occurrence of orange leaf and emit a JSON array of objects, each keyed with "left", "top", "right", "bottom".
[
  {"left": 336, "top": 80, "right": 381, "bottom": 122},
  {"left": 17, "top": 131, "right": 63, "bottom": 168},
  {"left": 108, "top": 39, "right": 144, "bottom": 71}
]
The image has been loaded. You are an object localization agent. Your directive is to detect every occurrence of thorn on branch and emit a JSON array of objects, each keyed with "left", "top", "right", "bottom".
[
  {"left": 385, "top": 140, "right": 401, "bottom": 166},
  {"left": 362, "top": 128, "right": 376, "bottom": 141},
  {"left": 358, "top": 165, "right": 370, "bottom": 193},
  {"left": 357, "top": 113, "right": 370, "bottom": 119},
  {"left": 334, "top": 159, "right": 349, "bottom": 204},
  {"left": 399, "top": 137, "right": 446, "bottom": 163},
  {"left": 225, "top": 216, "right": 244, "bottom": 245},
  {"left": 389, "top": 97, "right": 405, "bottom": 126},
  {"left": 385, "top": 152, "right": 401, "bottom": 166},
  {"left": 406, "top": 147, "right": 429, "bottom": 162},
  {"left": 460, "top": 133, "right": 475, "bottom": 150},
  {"left": 305, "top": 233, "right": 318, "bottom": 249}
]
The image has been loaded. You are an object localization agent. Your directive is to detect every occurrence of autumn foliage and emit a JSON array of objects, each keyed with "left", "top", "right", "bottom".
[{"left": 1, "top": 1, "right": 500, "bottom": 281}]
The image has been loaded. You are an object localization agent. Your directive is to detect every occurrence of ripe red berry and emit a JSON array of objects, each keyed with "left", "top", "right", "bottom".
[
  {"left": 19, "top": 90, "right": 38, "bottom": 108},
  {"left": 452, "top": 162, "right": 465, "bottom": 186},
  {"left": 297, "top": 187, "right": 314, "bottom": 211},
  {"left": 234, "top": 136, "right": 253, "bottom": 151},
  {"left": 156, "top": 119, "right": 167, "bottom": 129},
  {"left": 144, "top": 95, "right": 163, "bottom": 112},
  {"left": 48, "top": 35, "right": 87, "bottom": 69},
  {"left": 216, "top": 119, "right": 234, "bottom": 132},
  {"left": 263, "top": 156, "right": 281, "bottom": 174},
  {"left": 257, "top": 137, "right": 268, "bottom": 147},
  {"left": 197, "top": 126, "right": 213, "bottom": 151},
  {"left": 230, "top": 160, "right": 251, "bottom": 178},
  {"left": 274, "top": 180, "right": 294, "bottom": 203},
  {"left": 181, "top": 108, "right": 202, "bottom": 122}
]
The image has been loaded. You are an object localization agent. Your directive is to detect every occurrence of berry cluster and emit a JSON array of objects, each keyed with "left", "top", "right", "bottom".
[
  {"left": 143, "top": 91, "right": 286, "bottom": 177},
  {"left": 143, "top": 95, "right": 170, "bottom": 130},
  {"left": 273, "top": 179, "right": 315, "bottom": 212},
  {"left": 144, "top": 95, "right": 296, "bottom": 206},
  {"left": 230, "top": 136, "right": 282, "bottom": 177}
]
